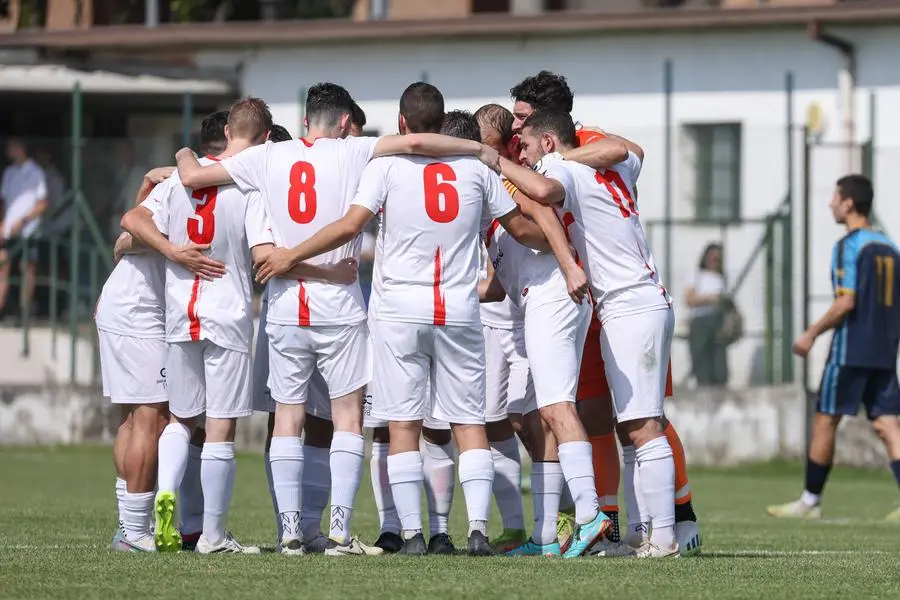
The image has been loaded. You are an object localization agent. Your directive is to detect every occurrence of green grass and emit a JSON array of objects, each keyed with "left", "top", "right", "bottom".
[{"left": 1, "top": 446, "right": 898, "bottom": 599}]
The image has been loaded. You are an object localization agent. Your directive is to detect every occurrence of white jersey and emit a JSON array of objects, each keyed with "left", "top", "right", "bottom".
[
  {"left": 367, "top": 209, "right": 385, "bottom": 318},
  {"left": 145, "top": 157, "right": 274, "bottom": 353},
  {"left": 478, "top": 243, "right": 523, "bottom": 329},
  {"left": 352, "top": 155, "right": 517, "bottom": 327},
  {"left": 95, "top": 182, "right": 167, "bottom": 339},
  {"left": 221, "top": 137, "right": 379, "bottom": 327},
  {"left": 541, "top": 153, "right": 670, "bottom": 323},
  {"left": 483, "top": 218, "right": 565, "bottom": 311}
]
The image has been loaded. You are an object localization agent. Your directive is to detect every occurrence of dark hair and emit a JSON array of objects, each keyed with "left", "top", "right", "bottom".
[
  {"left": 698, "top": 242, "right": 723, "bottom": 273},
  {"left": 836, "top": 174, "right": 873, "bottom": 217},
  {"left": 227, "top": 97, "right": 273, "bottom": 141},
  {"left": 399, "top": 82, "right": 445, "bottom": 134},
  {"left": 440, "top": 110, "right": 481, "bottom": 143},
  {"left": 474, "top": 103, "right": 514, "bottom": 146},
  {"left": 521, "top": 110, "right": 577, "bottom": 148},
  {"left": 306, "top": 82, "right": 354, "bottom": 128},
  {"left": 351, "top": 102, "right": 367, "bottom": 128},
  {"left": 510, "top": 71, "right": 574, "bottom": 114},
  {"left": 200, "top": 110, "right": 229, "bottom": 155},
  {"left": 269, "top": 124, "right": 293, "bottom": 143}
]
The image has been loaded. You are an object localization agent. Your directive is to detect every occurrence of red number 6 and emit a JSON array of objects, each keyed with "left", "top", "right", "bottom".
[{"left": 423, "top": 163, "right": 459, "bottom": 223}]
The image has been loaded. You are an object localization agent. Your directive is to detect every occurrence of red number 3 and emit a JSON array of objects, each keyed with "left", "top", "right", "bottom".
[
  {"left": 288, "top": 161, "right": 317, "bottom": 224},
  {"left": 423, "top": 163, "right": 459, "bottom": 223},
  {"left": 595, "top": 170, "right": 637, "bottom": 218},
  {"left": 187, "top": 187, "right": 217, "bottom": 244}
]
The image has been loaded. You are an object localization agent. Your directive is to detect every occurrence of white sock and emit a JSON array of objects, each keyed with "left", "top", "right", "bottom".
[
  {"left": 328, "top": 432, "right": 365, "bottom": 545},
  {"left": 531, "top": 461, "right": 563, "bottom": 545},
  {"left": 201, "top": 442, "right": 236, "bottom": 547},
  {"left": 458, "top": 448, "right": 494, "bottom": 536},
  {"left": 115, "top": 477, "right": 127, "bottom": 528},
  {"left": 300, "top": 445, "right": 331, "bottom": 542},
  {"left": 157, "top": 423, "right": 191, "bottom": 493},
  {"left": 269, "top": 436, "right": 304, "bottom": 540},
  {"left": 370, "top": 441, "right": 400, "bottom": 534},
  {"left": 179, "top": 444, "right": 204, "bottom": 535},
  {"left": 122, "top": 491, "right": 154, "bottom": 542},
  {"left": 263, "top": 451, "right": 283, "bottom": 540},
  {"left": 491, "top": 437, "right": 525, "bottom": 531},
  {"left": 636, "top": 437, "right": 676, "bottom": 548},
  {"left": 557, "top": 440, "right": 600, "bottom": 525},
  {"left": 800, "top": 490, "right": 821, "bottom": 507},
  {"left": 560, "top": 482, "right": 575, "bottom": 512},
  {"left": 622, "top": 445, "right": 649, "bottom": 542},
  {"left": 423, "top": 440, "right": 456, "bottom": 536},
  {"left": 387, "top": 451, "right": 424, "bottom": 538}
]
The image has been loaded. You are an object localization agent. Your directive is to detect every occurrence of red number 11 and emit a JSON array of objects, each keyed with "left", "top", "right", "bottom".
[{"left": 595, "top": 170, "right": 637, "bottom": 218}]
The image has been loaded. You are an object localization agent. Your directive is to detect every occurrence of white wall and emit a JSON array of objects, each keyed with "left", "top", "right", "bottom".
[{"left": 198, "top": 24, "right": 900, "bottom": 387}]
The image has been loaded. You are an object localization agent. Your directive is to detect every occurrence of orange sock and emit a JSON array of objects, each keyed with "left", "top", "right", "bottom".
[
  {"left": 664, "top": 421, "right": 692, "bottom": 505},
  {"left": 589, "top": 434, "right": 620, "bottom": 512}
]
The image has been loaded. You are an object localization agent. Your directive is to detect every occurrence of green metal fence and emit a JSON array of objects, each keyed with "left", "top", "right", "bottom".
[{"left": 2, "top": 84, "right": 203, "bottom": 385}]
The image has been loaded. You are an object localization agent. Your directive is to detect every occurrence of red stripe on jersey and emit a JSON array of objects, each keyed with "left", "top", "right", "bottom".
[
  {"left": 433, "top": 247, "right": 446, "bottom": 326},
  {"left": 298, "top": 279, "right": 311, "bottom": 326},
  {"left": 300, "top": 137, "right": 320, "bottom": 147},
  {"left": 187, "top": 275, "right": 202, "bottom": 340},
  {"left": 204, "top": 154, "right": 221, "bottom": 162},
  {"left": 484, "top": 219, "right": 500, "bottom": 248}
]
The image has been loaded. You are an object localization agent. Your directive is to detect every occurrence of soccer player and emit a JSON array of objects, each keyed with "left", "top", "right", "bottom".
[
  {"left": 502, "top": 110, "right": 679, "bottom": 558},
  {"left": 98, "top": 166, "right": 181, "bottom": 553},
  {"left": 510, "top": 71, "right": 701, "bottom": 556},
  {"left": 175, "top": 82, "right": 502, "bottom": 556},
  {"left": 249, "top": 122, "right": 362, "bottom": 553},
  {"left": 473, "top": 111, "right": 613, "bottom": 558},
  {"left": 350, "top": 102, "right": 367, "bottom": 137},
  {"left": 122, "top": 98, "right": 278, "bottom": 554},
  {"left": 768, "top": 175, "right": 900, "bottom": 521},
  {"left": 254, "top": 83, "right": 550, "bottom": 556}
]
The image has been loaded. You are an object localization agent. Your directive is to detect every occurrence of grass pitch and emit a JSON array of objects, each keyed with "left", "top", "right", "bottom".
[{"left": 1, "top": 445, "right": 898, "bottom": 599}]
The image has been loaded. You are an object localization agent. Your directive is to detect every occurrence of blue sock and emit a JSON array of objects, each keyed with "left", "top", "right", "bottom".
[
  {"left": 804, "top": 459, "right": 832, "bottom": 496},
  {"left": 890, "top": 460, "right": 900, "bottom": 490}
]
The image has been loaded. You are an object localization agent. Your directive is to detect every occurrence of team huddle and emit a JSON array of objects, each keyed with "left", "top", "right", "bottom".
[{"left": 96, "top": 71, "right": 702, "bottom": 558}]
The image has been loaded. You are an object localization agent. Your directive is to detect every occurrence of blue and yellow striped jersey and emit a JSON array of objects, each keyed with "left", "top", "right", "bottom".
[{"left": 829, "top": 228, "right": 900, "bottom": 369}]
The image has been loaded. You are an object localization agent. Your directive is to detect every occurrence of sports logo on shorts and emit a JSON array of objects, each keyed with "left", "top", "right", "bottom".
[
  {"left": 157, "top": 368, "right": 167, "bottom": 391},
  {"left": 522, "top": 287, "right": 529, "bottom": 297},
  {"left": 363, "top": 393, "right": 373, "bottom": 416}
]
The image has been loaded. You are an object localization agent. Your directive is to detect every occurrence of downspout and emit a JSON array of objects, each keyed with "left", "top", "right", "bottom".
[{"left": 809, "top": 21, "right": 856, "bottom": 174}]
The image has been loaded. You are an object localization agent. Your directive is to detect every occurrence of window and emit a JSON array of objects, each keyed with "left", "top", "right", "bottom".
[
  {"left": 684, "top": 123, "right": 741, "bottom": 223},
  {"left": 360, "top": 129, "right": 380, "bottom": 137}
]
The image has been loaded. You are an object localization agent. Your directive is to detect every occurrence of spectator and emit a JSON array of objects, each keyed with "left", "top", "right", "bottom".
[
  {"left": 0, "top": 137, "right": 48, "bottom": 317},
  {"left": 685, "top": 242, "right": 728, "bottom": 386}
]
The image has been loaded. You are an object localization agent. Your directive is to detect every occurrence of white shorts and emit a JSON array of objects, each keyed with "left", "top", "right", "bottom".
[
  {"left": 522, "top": 297, "right": 591, "bottom": 414},
  {"left": 167, "top": 340, "right": 252, "bottom": 419},
  {"left": 252, "top": 310, "right": 331, "bottom": 418},
  {"left": 266, "top": 322, "right": 370, "bottom": 405},
  {"left": 98, "top": 330, "right": 167, "bottom": 404},
  {"left": 371, "top": 320, "right": 485, "bottom": 425},
  {"left": 364, "top": 378, "right": 450, "bottom": 431},
  {"left": 483, "top": 324, "right": 532, "bottom": 420},
  {"left": 600, "top": 307, "right": 675, "bottom": 423}
]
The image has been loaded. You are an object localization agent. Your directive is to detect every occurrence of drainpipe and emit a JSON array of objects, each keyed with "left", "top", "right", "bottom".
[{"left": 809, "top": 21, "right": 856, "bottom": 174}]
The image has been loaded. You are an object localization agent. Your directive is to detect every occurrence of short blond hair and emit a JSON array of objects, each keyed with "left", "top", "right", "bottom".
[{"left": 227, "top": 97, "right": 273, "bottom": 141}]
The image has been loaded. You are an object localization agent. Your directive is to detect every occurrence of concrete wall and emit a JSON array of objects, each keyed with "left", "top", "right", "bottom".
[{"left": 0, "top": 380, "right": 889, "bottom": 469}]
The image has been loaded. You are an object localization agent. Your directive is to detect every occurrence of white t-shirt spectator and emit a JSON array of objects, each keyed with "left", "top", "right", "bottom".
[
  {"left": 688, "top": 270, "right": 726, "bottom": 318},
  {"left": 1, "top": 159, "right": 46, "bottom": 239}
]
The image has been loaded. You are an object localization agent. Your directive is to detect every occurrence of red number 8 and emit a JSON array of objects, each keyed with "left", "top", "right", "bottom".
[
  {"left": 288, "top": 161, "right": 317, "bottom": 224},
  {"left": 187, "top": 187, "right": 217, "bottom": 244},
  {"left": 423, "top": 163, "right": 459, "bottom": 223}
]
